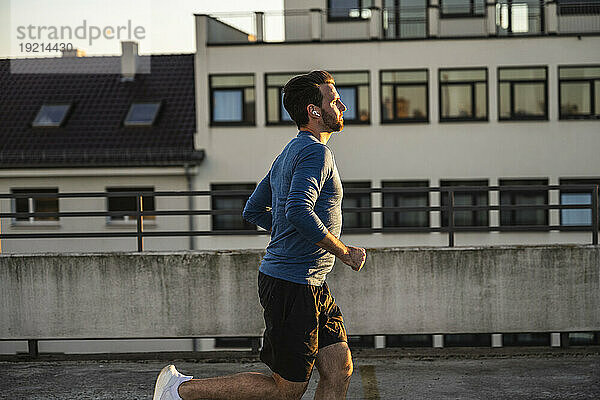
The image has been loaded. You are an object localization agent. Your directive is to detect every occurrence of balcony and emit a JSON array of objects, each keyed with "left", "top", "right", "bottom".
[{"left": 203, "top": 2, "right": 600, "bottom": 45}]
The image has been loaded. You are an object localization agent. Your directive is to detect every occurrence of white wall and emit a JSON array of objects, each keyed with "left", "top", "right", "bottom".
[{"left": 0, "top": 168, "right": 193, "bottom": 253}]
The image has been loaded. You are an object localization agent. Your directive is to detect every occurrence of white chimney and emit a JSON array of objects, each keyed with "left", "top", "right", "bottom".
[{"left": 121, "top": 41, "right": 138, "bottom": 81}]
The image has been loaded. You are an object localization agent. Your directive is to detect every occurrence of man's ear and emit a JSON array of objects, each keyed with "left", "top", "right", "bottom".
[{"left": 307, "top": 104, "right": 321, "bottom": 118}]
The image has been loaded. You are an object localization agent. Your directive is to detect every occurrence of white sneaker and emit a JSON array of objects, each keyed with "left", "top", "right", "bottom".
[{"left": 153, "top": 364, "right": 193, "bottom": 400}]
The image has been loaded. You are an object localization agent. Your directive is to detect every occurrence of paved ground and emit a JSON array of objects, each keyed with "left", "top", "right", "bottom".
[{"left": 1, "top": 352, "right": 599, "bottom": 399}]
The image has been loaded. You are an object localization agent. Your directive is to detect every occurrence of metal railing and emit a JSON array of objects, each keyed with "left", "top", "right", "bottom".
[
  {"left": 205, "top": 3, "right": 600, "bottom": 44},
  {"left": 0, "top": 184, "right": 598, "bottom": 252}
]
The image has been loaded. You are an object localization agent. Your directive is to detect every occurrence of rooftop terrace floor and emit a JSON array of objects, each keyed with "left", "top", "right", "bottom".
[{"left": 1, "top": 348, "right": 599, "bottom": 399}]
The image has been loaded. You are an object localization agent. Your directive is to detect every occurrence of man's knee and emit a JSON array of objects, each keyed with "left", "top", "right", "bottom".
[
  {"left": 272, "top": 373, "right": 309, "bottom": 400},
  {"left": 318, "top": 343, "right": 353, "bottom": 385}
]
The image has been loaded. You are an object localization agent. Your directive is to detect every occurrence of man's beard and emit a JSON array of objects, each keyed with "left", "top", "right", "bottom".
[{"left": 322, "top": 110, "right": 343, "bottom": 132}]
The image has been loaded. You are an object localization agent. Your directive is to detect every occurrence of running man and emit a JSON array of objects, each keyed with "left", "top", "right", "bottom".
[{"left": 153, "top": 70, "right": 366, "bottom": 400}]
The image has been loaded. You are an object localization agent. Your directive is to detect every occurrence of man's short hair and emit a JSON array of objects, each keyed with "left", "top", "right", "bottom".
[{"left": 283, "top": 70, "right": 335, "bottom": 129}]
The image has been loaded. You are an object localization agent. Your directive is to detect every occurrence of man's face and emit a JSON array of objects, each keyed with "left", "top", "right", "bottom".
[{"left": 319, "top": 83, "right": 347, "bottom": 133}]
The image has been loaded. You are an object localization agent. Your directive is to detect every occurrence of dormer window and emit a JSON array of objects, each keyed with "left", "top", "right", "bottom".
[
  {"left": 124, "top": 102, "right": 161, "bottom": 126},
  {"left": 32, "top": 104, "right": 71, "bottom": 127}
]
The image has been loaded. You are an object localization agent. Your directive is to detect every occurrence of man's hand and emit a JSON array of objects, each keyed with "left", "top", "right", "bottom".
[
  {"left": 316, "top": 231, "right": 366, "bottom": 271},
  {"left": 340, "top": 246, "right": 366, "bottom": 271}
]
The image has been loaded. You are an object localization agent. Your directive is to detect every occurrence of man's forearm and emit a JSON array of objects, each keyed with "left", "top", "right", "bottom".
[{"left": 315, "top": 230, "right": 349, "bottom": 259}]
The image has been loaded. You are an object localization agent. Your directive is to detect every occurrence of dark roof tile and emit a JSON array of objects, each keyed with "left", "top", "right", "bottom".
[{"left": 0, "top": 54, "right": 203, "bottom": 168}]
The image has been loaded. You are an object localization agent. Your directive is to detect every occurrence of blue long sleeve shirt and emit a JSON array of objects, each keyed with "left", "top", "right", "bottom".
[{"left": 242, "top": 131, "right": 343, "bottom": 286}]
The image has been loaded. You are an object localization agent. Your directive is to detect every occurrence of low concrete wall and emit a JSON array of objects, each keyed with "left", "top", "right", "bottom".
[{"left": 1, "top": 246, "right": 599, "bottom": 340}]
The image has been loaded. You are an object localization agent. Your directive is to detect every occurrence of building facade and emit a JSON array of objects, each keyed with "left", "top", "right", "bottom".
[{"left": 191, "top": 0, "right": 600, "bottom": 252}]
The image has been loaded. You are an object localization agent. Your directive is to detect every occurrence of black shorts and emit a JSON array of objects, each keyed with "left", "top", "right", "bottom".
[{"left": 257, "top": 271, "right": 348, "bottom": 382}]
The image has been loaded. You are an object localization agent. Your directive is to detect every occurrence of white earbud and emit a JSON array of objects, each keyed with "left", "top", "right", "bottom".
[{"left": 312, "top": 110, "right": 320, "bottom": 117}]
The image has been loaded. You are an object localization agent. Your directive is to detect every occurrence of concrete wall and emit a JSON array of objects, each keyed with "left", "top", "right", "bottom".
[
  {"left": 439, "top": 17, "right": 487, "bottom": 37},
  {"left": 2, "top": 246, "right": 598, "bottom": 340}
]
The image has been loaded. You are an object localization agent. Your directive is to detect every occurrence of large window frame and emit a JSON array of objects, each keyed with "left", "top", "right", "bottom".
[
  {"left": 330, "top": 70, "right": 371, "bottom": 125},
  {"left": 265, "top": 72, "right": 303, "bottom": 126},
  {"left": 559, "top": 178, "right": 600, "bottom": 228},
  {"left": 211, "top": 183, "right": 257, "bottom": 231},
  {"left": 439, "top": 68, "right": 488, "bottom": 122},
  {"left": 440, "top": 180, "right": 489, "bottom": 228},
  {"left": 106, "top": 187, "right": 156, "bottom": 224},
  {"left": 380, "top": 69, "right": 429, "bottom": 123},
  {"left": 11, "top": 188, "right": 59, "bottom": 224},
  {"left": 382, "top": 180, "right": 430, "bottom": 229},
  {"left": 495, "top": 0, "right": 545, "bottom": 36},
  {"left": 558, "top": 65, "right": 600, "bottom": 120},
  {"left": 440, "top": 0, "right": 486, "bottom": 18},
  {"left": 327, "top": 0, "right": 373, "bottom": 22},
  {"left": 382, "top": 0, "right": 428, "bottom": 39},
  {"left": 209, "top": 74, "right": 255, "bottom": 126},
  {"left": 342, "top": 181, "right": 372, "bottom": 231},
  {"left": 499, "top": 179, "right": 549, "bottom": 227},
  {"left": 498, "top": 66, "right": 548, "bottom": 121}
]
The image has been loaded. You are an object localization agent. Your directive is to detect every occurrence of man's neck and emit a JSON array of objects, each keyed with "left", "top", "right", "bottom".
[{"left": 300, "top": 126, "right": 333, "bottom": 145}]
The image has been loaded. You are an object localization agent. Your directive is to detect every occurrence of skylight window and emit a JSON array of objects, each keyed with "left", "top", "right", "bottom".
[
  {"left": 32, "top": 104, "right": 71, "bottom": 127},
  {"left": 124, "top": 102, "right": 161, "bottom": 126}
]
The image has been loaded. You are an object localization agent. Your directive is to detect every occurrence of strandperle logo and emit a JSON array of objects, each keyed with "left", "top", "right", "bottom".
[{"left": 15, "top": 19, "right": 146, "bottom": 46}]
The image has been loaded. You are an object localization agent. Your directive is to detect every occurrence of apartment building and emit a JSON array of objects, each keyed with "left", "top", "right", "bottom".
[{"left": 190, "top": 0, "right": 600, "bottom": 252}]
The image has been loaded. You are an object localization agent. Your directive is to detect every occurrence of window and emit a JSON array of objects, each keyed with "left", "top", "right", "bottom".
[
  {"left": 381, "top": 69, "right": 428, "bottom": 122},
  {"left": 440, "top": 180, "right": 489, "bottom": 227},
  {"left": 382, "top": 181, "right": 429, "bottom": 228},
  {"left": 383, "top": 0, "right": 428, "bottom": 39},
  {"left": 266, "top": 71, "right": 369, "bottom": 125},
  {"left": 106, "top": 187, "right": 155, "bottom": 222},
  {"left": 499, "top": 179, "right": 548, "bottom": 226},
  {"left": 124, "top": 102, "right": 161, "bottom": 126},
  {"left": 342, "top": 181, "right": 372, "bottom": 230},
  {"left": 558, "top": 0, "right": 600, "bottom": 15},
  {"left": 12, "top": 188, "right": 59, "bottom": 222},
  {"left": 266, "top": 73, "right": 299, "bottom": 125},
  {"left": 498, "top": 67, "right": 548, "bottom": 120},
  {"left": 210, "top": 75, "right": 255, "bottom": 125},
  {"left": 32, "top": 104, "right": 71, "bottom": 127},
  {"left": 328, "top": 0, "right": 373, "bottom": 21},
  {"left": 439, "top": 68, "right": 488, "bottom": 121},
  {"left": 211, "top": 183, "right": 256, "bottom": 231},
  {"left": 496, "top": 0, "right": 544, "bottom": 35},
  {"left": 441, "top": 0, "right": 486, "bottom": 17},
  {"left": 560, "top": 178, "right": 600, "bottom": 227},
  {"left": 559, "top": 66, "right": 600, "bottom": 119},
  {"left": 331, "top": 71, "right": 370, "bottom": 124}
]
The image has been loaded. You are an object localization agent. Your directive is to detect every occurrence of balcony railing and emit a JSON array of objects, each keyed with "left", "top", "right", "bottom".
[
  {"left": 1, "top": 184, "right": 598, "bottom": 252},
  {"left": 204, "top": 2, "right": 600, "bottom": 45}
]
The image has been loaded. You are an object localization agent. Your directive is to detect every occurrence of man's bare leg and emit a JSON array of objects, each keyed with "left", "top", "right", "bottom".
[
  {"left": 178, "top": 371, "right": 308, "bottom": 400},
  {"left": 313, "top": 342, "right": 353, "bottom": 400}
]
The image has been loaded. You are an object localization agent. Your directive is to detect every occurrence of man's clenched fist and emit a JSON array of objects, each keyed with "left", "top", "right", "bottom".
[{"left": 342, "top": 246, "right": 366, "bottom": 271}]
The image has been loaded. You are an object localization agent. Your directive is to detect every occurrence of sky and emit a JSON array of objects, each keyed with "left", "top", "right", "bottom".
[{"left": 0, "top": 0, "right": 284, "bottom": 58}]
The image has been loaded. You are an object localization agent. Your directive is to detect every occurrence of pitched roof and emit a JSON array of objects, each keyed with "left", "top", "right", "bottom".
[{"left": 0, "top": 54, "right": 204, "bottom": 168}]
